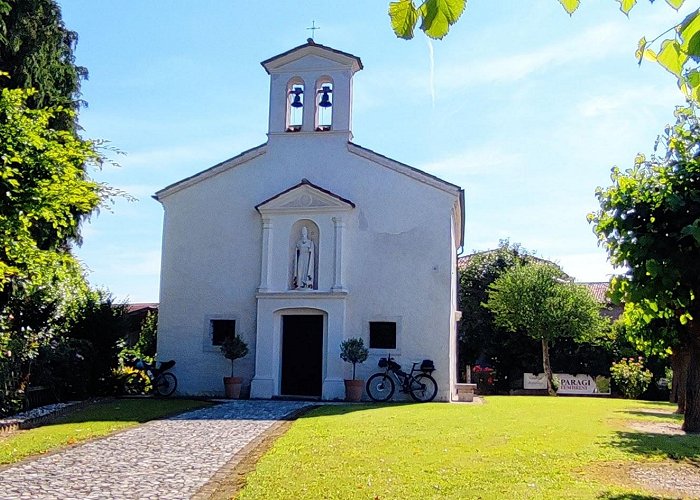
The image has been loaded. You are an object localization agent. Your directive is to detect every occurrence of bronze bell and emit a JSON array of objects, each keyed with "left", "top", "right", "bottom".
[
  {"left": 318, "top": 86, "right": 332, "bottom": 108},
  {"left": 290, "top": 88, "right": 303, "bottom": 108}
]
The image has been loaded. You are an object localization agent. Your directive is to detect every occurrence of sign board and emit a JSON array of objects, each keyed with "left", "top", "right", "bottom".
[{"left": 524, "top": 373, "right": 611, "bottom": 395}]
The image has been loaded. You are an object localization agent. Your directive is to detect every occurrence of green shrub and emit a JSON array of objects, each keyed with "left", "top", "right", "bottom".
[
  {"left": 221, "top": 335, "right": 249, "bottom": 377},
  {"left": 339, "top": 338, "right": 369, "bottom": 380},
  {"left": 610, "top": 357, "right": 652, "bottom": 399}
]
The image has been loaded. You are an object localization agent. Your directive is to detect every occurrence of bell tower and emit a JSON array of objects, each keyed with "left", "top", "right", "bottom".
[{"left": 261, "top": 39, "right": 363, "bottom": 139}]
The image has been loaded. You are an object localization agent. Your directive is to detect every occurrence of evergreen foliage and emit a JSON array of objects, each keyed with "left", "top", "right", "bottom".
[
  {"left": 221, "top": 335, "right": 248, "bottom": 378},
  {"left": 134, "top": 310, "right": 157, "bottom": 359},
  {"left": 0, "top": 0, "right": 86, "bottom": 131},
  {"left": 340, "top": 338, "right": 369, "bottom": 380}
]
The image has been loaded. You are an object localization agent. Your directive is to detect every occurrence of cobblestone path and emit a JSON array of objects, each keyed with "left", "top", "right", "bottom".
[{"left": 0, "top": 400, "right": 313, "bottom": 500}]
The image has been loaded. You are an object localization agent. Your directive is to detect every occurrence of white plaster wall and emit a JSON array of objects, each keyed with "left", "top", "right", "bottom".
[{"left": 157, "top": 132, "right": 459, "bottom": 400}]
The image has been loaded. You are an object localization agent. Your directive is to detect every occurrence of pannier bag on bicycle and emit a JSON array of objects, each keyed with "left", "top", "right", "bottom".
[{"left": 420, "top": 359, "right": 435, "bottom": 373}]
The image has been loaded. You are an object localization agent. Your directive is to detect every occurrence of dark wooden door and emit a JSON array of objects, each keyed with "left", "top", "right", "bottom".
[{"left": 281, "top": 315, "right": 323, "bottom": 397}]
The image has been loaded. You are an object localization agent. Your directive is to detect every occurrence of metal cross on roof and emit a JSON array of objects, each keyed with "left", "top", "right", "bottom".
[{"left": 307, "top": 20, "right": 320, "bottom": 40}]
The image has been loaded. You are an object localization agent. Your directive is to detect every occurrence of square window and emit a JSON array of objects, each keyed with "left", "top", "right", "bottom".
[
  {"left": 211, "top": 319, "right": 235, "bottom": 346},
  {"left": 369, "top": 322, "right": 397, "bottom": 349}
]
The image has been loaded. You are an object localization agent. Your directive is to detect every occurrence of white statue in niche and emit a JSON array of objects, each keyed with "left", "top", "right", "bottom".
[{"left": 293, "top": 226, "right": 315, "bottom": 289}]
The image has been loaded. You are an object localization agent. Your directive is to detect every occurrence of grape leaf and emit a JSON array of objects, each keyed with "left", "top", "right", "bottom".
[
  {"left": 419, "top": 0, "right": 467, "bottom": 40},
  {"left": 617, "top": 0, "right": 637, "bottom": 15},
  {"left": 636, "top": 36, "right": 647, "bottom": 64},
  {"left": 389, "top": 0, "right": 420, "bottom": 40},
  {"left": 558, "top": 0, "right": 580, "bottom": 15},
  {"left": 665, "top": 0, "right": 686, "bottom": 10},
  {"left": 656, "top": 39, "right": 685, "bottom": 77}
]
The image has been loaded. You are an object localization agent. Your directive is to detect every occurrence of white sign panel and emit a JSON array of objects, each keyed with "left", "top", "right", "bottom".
[
  {"left": 524, "top": 372, "right": 547, "bottom": 389},
  {"left": 524, "top": 373, "right": 611, "bottom": 395}
]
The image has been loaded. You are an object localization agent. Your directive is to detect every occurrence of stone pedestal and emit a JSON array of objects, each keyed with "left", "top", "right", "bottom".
[{"left": 455, "top": 383, "right": 477, "bottom": 402}]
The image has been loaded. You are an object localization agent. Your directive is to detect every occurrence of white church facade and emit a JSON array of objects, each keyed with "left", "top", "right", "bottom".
[{"left": 154, "top": 40, "right": 465, "bottom": 401}]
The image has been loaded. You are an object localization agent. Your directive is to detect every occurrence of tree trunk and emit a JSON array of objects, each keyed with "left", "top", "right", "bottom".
[
  {"left": 542, "top": 339, "right": 556, "bottom": 396},
  {"left": 683, "top": 322, "right": 700, "bottom": 432},
  {"left": 671, "top": 346, "right": 689, "bottom": 413}
]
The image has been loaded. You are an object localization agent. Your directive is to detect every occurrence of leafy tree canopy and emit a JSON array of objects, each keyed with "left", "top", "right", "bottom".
[
  {"left": 486, "top": 263, "right": 604, "bottom": 345},
  {"left": 485, "top": 262, "right": 605, "bottom": 394},
  {"left": 589, "top": 103, "right": 700, "bottom": 324},
  {"left": 0, "top": 84, "right": 105, "bottom": 292},
  {"left": 589, "top": 102, "right": 700, "bottom": 430}
]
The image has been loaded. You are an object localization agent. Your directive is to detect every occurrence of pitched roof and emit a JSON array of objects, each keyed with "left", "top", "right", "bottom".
[
  {"left": 457, "top": 251, "right": 552, "bottom": 270},
  {"left": 126, "top": 303, "right": 159, "bottom": 314},
  {"left": 580, "top": 282, "right": 611, "bottom": 303},
  {"left": 255, "top": 178, "right": 356, "bottom": 212},
  {"left": 261, "top": 39, "right": 363, "bottom": 74}
]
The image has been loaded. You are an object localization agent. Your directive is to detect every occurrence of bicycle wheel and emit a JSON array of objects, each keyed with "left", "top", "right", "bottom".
[
  {"left": 409, "top": 374, "right": 438, "bottom": 402},
  {"left": 366, "top": 373, "right": 395, "bottom": 402},
  {"left": 154, "top": 372, "right": 177, "bottom": 397}
]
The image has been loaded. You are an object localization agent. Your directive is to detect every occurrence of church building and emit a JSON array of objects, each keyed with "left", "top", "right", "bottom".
[{"left": 154, "top": 40, "right": 465, "bottom": 401}]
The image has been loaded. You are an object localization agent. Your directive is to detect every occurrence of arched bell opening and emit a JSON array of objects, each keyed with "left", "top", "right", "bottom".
[
  {"left": 314, "top": 77, "right": 333, "bottom": 132},
  {"left": 286, "top": 78, "right": 305, "bottom": 132}
]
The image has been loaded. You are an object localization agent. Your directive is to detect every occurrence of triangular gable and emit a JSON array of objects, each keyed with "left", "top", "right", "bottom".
[
  {"left": 347, "top": 142, "right": 464, "bottom": 248},
  {"left": 154, "top": 143, "right": 267, "bottom": 201},
  {"left": 261, "top": 39, "right": 362, "bottom": 74},
  {"left": 256, "top": 179, "right": 355, "bottom": 214}
]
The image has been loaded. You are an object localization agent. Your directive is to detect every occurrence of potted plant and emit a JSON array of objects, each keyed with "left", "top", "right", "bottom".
[
  {"left": 220, "top": 335, "right": 249, "bottom": 399},
  {"left": 340, "top": 338, "right": 369, "bottom": 402}
]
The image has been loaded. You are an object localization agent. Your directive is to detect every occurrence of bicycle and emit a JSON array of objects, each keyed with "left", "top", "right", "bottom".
[
  {"left": 366, "top": 355, "right": 438, "bottom": 402},
  {"left": 123, "top": 358, "right": 178, "bottom": 397}
]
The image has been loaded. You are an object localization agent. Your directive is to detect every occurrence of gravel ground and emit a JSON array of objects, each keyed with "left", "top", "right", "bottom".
[{"left": 628, "top": 462, "right": 700, "bottom": 499}]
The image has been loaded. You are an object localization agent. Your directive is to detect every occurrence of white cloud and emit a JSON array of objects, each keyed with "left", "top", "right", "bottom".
[
  {"left": 556, "top": 252, "right": 618, "bottom": 282},
  {"left": 420, "top": 146, "right": 524, "bottom": 179},
  {"left": 577, "top": 84, "right": 680, "bottom": 118},
  {"left": 433, "top": 22, "right": 631, "bottom": 91}
]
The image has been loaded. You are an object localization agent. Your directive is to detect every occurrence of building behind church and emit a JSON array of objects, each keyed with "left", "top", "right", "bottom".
[{"left": 154, "top": 40, "right": 465, "bottom": 401}]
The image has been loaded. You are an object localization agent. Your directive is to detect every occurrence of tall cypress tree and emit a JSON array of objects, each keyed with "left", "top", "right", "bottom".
[{"left": 0, "top": 0, "right": 87, "bottom": 131}]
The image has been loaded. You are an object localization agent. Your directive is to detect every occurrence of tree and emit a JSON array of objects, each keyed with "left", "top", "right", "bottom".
[
  {"left": 614, "top": 302, "right": 687, "bottom": 410},
  {"left": 459, "top": 241, "right": 541, "bottom": 388},
  {"left": 0, "top": 0, "right": 86, "bottom": 131},
  {"left": 589, "top": 102, "right": 700, "bottom": 431},
  {"left": 387, "top": 1, "right": 700, "bottom": 102},
  {"left": 0, "top": 85, "right": 104, "bottom": 290},
  {"left": 134, "top": 310, "right": 158, "bottom": 359},
  {"left": 485, "top": 262, "right": 605, "bottom": 395},
  {"left": 0, "top": 85, "right": 111, "bottom": 414}
]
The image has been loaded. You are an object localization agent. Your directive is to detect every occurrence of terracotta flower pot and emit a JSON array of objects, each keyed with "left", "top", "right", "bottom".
[
  {"left": 344, "top": 379, "right": 364, "bottom": 402},
  {"left": 223, "top": 376, "right": 243, "bottom": 399}
]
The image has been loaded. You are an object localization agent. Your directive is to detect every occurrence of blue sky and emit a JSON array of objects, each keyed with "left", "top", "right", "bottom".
[{"left": 59, "top": 1, "right": 693, "bottom": 302}]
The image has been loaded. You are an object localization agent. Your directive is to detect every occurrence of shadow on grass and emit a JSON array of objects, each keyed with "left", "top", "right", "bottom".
[
  {"left": 620, "top": 410, "right": 683, "bottom": 420},
  {"left": 598, "top": 493, "right": 670, "bottom": 499},
  {"left": 610, "top": 430, "right": 700, "bottom": 460},
  {"left": 45, "top": 398, "right": 213, "bottom": 426},
  {"left": 43, "top": 399, "right": 405, "bottom": 426},
  {"left": 295, "top": 401, "right": 433, "bottom": 420}
]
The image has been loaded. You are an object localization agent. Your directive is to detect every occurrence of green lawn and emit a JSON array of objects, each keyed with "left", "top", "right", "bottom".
[
  {"left": 238, "top": 397, "right": 699, "bottom": 499},
  {"left": 0, "top": 398, "right": 210, "bottom": 465}
]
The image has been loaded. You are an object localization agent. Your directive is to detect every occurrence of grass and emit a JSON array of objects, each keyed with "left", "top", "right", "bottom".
[
  {"left": 238, "top": 397, "right": 700, "bottom": 499},
  {"left": 0, "top": 398, "right": 210, "bottom": 465}
]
